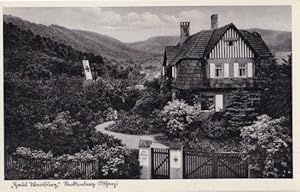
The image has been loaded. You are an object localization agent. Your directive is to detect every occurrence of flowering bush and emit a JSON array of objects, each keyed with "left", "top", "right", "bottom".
[
  {"left": 16, "top": 147, "right": 53, "bottom": 160},
  {"left": 161, "top": 100, "right": 199, "bottom": 139},
  {"left": 240, "top": 114, "right": 292, "bottom": 178},
  {"left": 103, "top": 107, "right": 116, "bottom": 121},
  {"left": 8, "top": 144, "right": 140, "bottom": 179},
  {"left": 108, "top": 111, "right": 149, "bottom": 135}
]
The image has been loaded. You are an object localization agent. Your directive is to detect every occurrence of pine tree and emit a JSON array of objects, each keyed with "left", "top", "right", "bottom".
[{"left": 225, "top": 89, "right": 257, "bottom": 136}]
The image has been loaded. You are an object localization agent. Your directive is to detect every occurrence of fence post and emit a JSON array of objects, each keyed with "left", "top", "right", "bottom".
[
  {"left": 169, "top": 142, "right": 183, "bottom": 179},
  {"left": 138, "top": 140, "right": 152, "bottom": 179},
  {"left": 212, "top": 152, "right": 217, "bottom": 178},
  {"left": 248, "top": 165, "right": 252, "bottom": 178}
]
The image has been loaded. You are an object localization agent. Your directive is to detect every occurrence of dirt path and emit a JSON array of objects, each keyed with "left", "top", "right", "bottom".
[{"left": 95, "top": 121, "right": 168, "bottom": 149}]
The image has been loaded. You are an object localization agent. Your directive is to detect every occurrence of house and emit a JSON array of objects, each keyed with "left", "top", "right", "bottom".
[{"left": 161, "top": 14, "right": 273, "bottom": 112}]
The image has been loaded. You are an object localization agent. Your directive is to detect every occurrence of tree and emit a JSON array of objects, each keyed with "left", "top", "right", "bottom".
[
  {"left": 225, "top": 89, "right": 257, "bottom": 136},
  {"left": 258, "top": 55, "right": 291, "bottom": 119},
  {"left": 241, "top": 115, "right": 292, "bottom": 178}
]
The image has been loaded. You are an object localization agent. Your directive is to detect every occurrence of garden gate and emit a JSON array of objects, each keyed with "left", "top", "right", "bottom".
[
  {"left": 183, "top": 150, "right": 248, "bottom": 179},
  {"left": 151, "top": 148, "right": 170, "bottom": 179}
]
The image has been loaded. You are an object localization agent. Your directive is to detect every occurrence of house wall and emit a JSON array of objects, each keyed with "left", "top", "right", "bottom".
[
  {"left": 205, "top": 58, "right": 255, "bottom": 89},
  {"left": 190, "top": 89, "right": 260, "bottom": 111},
  {"left": 206, "top": 58, "right": 255, "bottom": 78},
  {"left": 209, "top": 27, "right": 255, "bottom": 59},
  {"left": 174, "top": 59, "right": 206, "bottom": 89}
]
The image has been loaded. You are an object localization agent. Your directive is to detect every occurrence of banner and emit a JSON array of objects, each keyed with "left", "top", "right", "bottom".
[{"left": 82, "top": 60, "right": 93, "bottom": 80}]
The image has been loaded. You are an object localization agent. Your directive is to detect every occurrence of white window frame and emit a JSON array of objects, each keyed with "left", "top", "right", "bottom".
[{"left": 239, "top": 63, "right": 247, "bottom": 78}]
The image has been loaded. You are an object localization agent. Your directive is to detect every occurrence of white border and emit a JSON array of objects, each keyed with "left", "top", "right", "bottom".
[{"left": 0, "top": 0, "right": 299, "bottom": 191}]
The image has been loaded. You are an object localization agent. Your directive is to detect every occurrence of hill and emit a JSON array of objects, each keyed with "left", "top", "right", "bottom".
[
  {"left": 3, "top": 15, "right": 152, "bottom": 61},
  {"left": 128, "top": 36, "right": 179, "bottom": 55},
  {"left": 247, "top": 28, "right": 291, "bottom": 53},
  {"left": 127, "top": 28, "right": 291, "bottom": 55},
  {"left": 4, "top": 22, "right": 145, "bottom": 81}
]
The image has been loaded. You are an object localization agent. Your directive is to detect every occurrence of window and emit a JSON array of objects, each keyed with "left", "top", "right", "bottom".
[
  {"left": 239, "top": 63, "right": 246, "bottom": 77},
  {"left": 228, "top": 40, "right": 233, "bottom": 46},
  {"left": 198, "top": 95, "right": 215, "bottom": 111},
  {"left": 215, "top": 64, "right": 223, "bottom": 77},
  {"left": 249, "top": 94, "right": 260, "bottom": 107}
]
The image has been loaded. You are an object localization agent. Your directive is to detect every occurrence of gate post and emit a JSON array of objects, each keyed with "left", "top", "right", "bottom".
[
  {"left": 212, "top": 152, "right": 217, "bottom": 178},
  {"left": 169, "top": 142, "right": 183, "bottom": 179},
  {"left": 138, "top": 140, "right": 152, "bottom": 179}
]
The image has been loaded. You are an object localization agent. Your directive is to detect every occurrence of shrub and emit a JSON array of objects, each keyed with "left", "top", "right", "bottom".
[
  {"left": 240, "top": 114, "right": 292, "bottom": 178},
  {"left": 202, "top": 116, "right": 226, "bottom": 138},
  {"left": 132, "top": 81, "right": 171, "bottom": 118},
  {"left": 7, "top": 145, "right": 140, "bottom": 179},
  {"left": 132, "top": 91, "right": 161, "bottom": 117},
  {"left": 108, "top": 112, "right": 149, "bottom": 135},
  {"left": 103, "top": 107, "right": 116, "bottom": 121},
  {"left": 161, "top": 100, "right": 199, "bottom": 139},
  {"left": 33, "top": 111, "right": 122, "bottom": 156}
]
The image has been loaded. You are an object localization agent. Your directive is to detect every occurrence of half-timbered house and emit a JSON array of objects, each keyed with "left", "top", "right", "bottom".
[{"left": 161, "top": 14, "right": 273, "bottom": 111}]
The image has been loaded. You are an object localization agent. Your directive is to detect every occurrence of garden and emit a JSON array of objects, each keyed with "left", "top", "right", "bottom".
[{"left": 107, "top": 56, "right": 292, "bottom": 178}]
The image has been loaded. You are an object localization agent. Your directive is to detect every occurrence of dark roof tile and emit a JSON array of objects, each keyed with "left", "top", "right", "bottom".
[{"left": 166, "top": 23, "right": 272, "bottom": 67}]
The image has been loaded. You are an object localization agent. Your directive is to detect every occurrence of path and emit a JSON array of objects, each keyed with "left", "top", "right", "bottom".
[{"left": 95, "top": 121, "right": 168, "bottom": 149}]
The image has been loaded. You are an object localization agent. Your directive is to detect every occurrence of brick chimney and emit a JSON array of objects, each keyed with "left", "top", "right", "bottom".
[
  {"left": 211, "top": 14, "right": 218, "bottom": 30},
  {"left": 180, "top": 22, "right": 190, "bottom": 46}
]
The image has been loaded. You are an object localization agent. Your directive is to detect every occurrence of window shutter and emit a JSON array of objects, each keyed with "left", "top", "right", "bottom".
[
  {"left": 215, "top": 94, "right": 223, "bottom": 112},
  {"left": 174, "top": 66, "right": 177, "bottom": 78},
  {"left": 210, "top": 63, "right": 215, "bottom": 78},
  {"left": 172, "top": 66, "right": 174, "bottom": 77},
  {"left": 233, "top": 63, "right": 239, "bottom": 77},
  {"left": 247, "top": 63, "right": 253, "bottom": 77},
  {"left": 224, "top": 63, "right": 229, "bottom": 78}
]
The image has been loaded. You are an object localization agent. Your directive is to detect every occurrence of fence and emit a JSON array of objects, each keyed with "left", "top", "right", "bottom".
[
  {"left": 183, "top": 150, "right": 248, "bottom": 178},
  {"left": 5, "top": 155, "right": 99, "bottom": 179},
  {"left": 139, "top": 141, "right": 250, "bottom": 179}
]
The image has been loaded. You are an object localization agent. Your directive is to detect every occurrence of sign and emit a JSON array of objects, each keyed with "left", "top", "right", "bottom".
[
  {"left": 82, "top": 60, "right": 93, "bottom": 80},
  {"left": 139, "top": 149, "right": 149, "bottom": 166},
  {"left": 170, "top": 151, "right": 182, "bottom": 168},
  {"left": 138, "top": 140, "right": 152, "bottom": 148}
]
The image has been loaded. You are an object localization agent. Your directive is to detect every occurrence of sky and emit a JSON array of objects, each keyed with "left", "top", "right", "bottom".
[{"left": 4, "top": 6, "right": 291, "bottom": 43}]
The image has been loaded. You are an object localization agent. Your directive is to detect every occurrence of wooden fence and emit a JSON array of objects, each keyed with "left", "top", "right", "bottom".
[
  {"left": 5, "top": 155, "right": 99, "bottom": 179},
  {"left": 183, "top": 150, "right": 249, "bottom": 179}
]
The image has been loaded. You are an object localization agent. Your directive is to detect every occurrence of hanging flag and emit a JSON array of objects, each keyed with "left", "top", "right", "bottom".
[{"left": 82, "top": 60, "right": 93, "bottom": 80}]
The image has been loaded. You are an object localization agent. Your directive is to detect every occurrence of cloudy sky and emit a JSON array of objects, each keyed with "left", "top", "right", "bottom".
[{"left": 4, "top": 6, "right": 291, "bottom": 42}]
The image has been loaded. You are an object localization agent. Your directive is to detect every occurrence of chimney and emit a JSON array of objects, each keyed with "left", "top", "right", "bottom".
[
  {"left": 180, "top": 22, "right": 190, "bottom": 46},
  {"left": 211, "top": 14, "right": 218, "bottom": 30}
]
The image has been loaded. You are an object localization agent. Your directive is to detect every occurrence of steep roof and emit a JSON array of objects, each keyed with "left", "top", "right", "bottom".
[
  {"left": 240, "top": 30, "right": 272, "bottom": 58},
  {"left": 164, "top": 46, "right": 180, "bottom": 65},
  {"left": 166, "top": 23, "right": 272, "bottom": 66}
]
